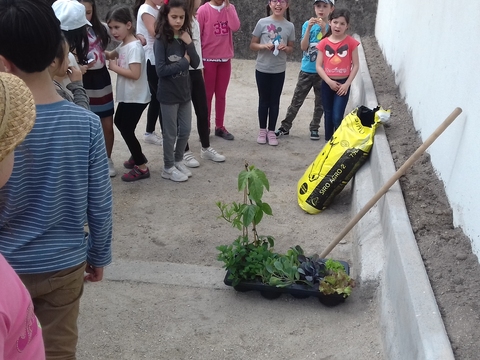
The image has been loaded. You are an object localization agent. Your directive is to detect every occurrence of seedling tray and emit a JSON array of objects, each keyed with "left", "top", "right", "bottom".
[{"left": 223, "top": 260, "right": 350, "bottom": 307}]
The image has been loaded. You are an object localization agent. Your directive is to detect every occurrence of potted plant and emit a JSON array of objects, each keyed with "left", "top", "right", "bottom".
[{"left": 216, "top": 163, "right": 355, "bottom": 306}]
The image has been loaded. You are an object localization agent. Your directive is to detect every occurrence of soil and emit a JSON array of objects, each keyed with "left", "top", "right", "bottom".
[{"left": 361, "top": 35, "right": 480, "bottom": 359}]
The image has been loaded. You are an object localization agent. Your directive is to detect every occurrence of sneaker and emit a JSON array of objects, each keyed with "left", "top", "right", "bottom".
[
  {"left": 267, "top": 130, "right": 278, "bottom": 146},
  {"left": 121, "top": 166, "right": 150, "bottom": 182},
  {"left": 201, "top": 147, "right": 226, "bottom": 162},
  {"left": 144, "top": 132, "right": 163, "bottom": 146},
  {"left": 123, "top": 155, "right": 148, "bottom": 169},
  {"left": 310, "top": 130, "right": 320, "bottom": 140},
  {"left": 175, "top": 161, "right": 192, "bottom": 177},
  {"left": 215, "top": 126, "right": 234, "bottom": 140},
  {"left": 108, "top": 158, "right": 116, "bottom": 177},
  {"left": 275, "top": 127, "right": 289, "bottom": 137},
  {"left": 183, "top": 151, "right": 200, "bottom": 168},
  {"left": 257, "top": 129, "right": 267, "bottom": 144},
  {"left": 161, "top": 166, "right": 188, "bottom": 182}
]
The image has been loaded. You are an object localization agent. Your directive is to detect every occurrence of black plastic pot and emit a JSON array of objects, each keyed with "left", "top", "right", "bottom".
[{"left": 224, "top": 260, "right": 350, "bottom": 306}]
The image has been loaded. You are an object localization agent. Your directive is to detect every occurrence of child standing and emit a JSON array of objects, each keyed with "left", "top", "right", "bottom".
[
  {"left": 79, "top": 0, "right": 116, "bottom": 177},
  {"left": 250, "top": 0, "right": 295, "bottom": 146},
  {"left": 134, "top": 0, "right": 164, "bottom": 146},
  {"left": 155, "top": 0, "right": 200, "bottom": 182},
  {"left": 183, "top": 0, "right": 226, "bottom": 167},
  {"left": 316, "top": 8, "right": 359, "bottom": 141},
  {"left": 275, "top": 0, "right": 333, "bottom": 140},
  {"left": 105, "top": 6, "right": 151, "bottom": 182},
  {"left": 50, "top": 35, "right": 90, "bottom": 110},
  {"left": 197, "top": 0, "right": 240, "bottom": 141}
]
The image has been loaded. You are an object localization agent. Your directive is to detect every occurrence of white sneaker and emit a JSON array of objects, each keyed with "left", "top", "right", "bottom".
[
  {"left": 144, "top": 132, "right": 163, "bottom": 146},
  {"left": 161, "top": 166, "right": 188, "bottom": 182},
  {"left": 183, "top": 151, "right": 200, "bottom": 168},
  {"left": 108, "top": 158, "right": 116, "bottom": 177},
  {"left": 174, "top": 161, "right": 192, "bottom": 177},
  {"left": 201, "top": 147, "right": 226, "bottom": 162}
]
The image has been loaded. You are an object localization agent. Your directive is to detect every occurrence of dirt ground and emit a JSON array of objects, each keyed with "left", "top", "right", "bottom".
[
  {"left": 77, "top": 60, "right": 384, "bottom": 359},
  {"left": 361, "top": 35, "right": 480, "bottom": 359}
]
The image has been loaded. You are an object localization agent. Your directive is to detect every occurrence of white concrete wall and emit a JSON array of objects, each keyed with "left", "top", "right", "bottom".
[{"left": 375, "top": 0, "right": 480, "bottom": 256}]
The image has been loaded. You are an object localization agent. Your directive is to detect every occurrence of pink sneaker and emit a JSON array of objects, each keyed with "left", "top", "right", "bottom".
[
  {"left": 257, "top": 129, "right": 267, "bottom": 144},
  {"left": 267, "top": 130, "right": 278, "bottom": 146}
]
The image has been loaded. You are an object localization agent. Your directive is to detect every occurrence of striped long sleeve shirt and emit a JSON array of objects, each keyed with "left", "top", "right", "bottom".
[{"left": 0, "top": 100, "right": 113, "bottom": 274}]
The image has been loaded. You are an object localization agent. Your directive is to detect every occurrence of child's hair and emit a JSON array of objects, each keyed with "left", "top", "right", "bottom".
[
  {"left": 79, "top": 0, "right": 110, "bottom": 50},
  {"left": 266, "top": 0, "right": 291, "bottom": 22},
  {"left": 0, "top": 0, "right": 62, "bottom": 73},
  {"left": 324, "top": 8, "right": 350, "bottom": 38},
  {"left": 63, "top": 27, "right": 89, "bottom": 66},
  {"left": 54, "top": 33, "right": 69, "bottom": 70},
  {"left": 155, "top": 0, "right": 191, "bottom": 43},
  {"left": 105, "top": 5, "right": 135, "bottom": 32},
  {"left": 133, "top": 0, "right": 146, "bottom": 18}
]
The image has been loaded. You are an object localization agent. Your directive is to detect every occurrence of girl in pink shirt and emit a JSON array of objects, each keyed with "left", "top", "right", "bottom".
[
  {"left": 197, "top": 0, "right": 240, "bottom": 140},
  {"left": 316, "top": 8, "right": 359, "bottom": 141}
]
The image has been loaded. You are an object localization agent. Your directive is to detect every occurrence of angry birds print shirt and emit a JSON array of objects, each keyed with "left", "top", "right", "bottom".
[{"left": 316, "top": 35, "right": 359, "bottom": 78}]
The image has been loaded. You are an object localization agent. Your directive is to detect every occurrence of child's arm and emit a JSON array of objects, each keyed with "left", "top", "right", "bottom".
[
  {"left": 66, "top": 66, "right": 90, "bottom": 110},
  {"left": 180, "top": 31, "right": 200, "bottom": 69},
  {"left": 142, "top": 12, "right": 157, "bottom": 38},
  {"left": 300, "top": 19, "right": 315, "bottom": 52},
  {"left": 154, "top": 38, "right": 190, "bottom": 77},
  {"left": 224, "top": 3, "right": 241, "bottom": 32},
  {"left": 337, "top": 47, "right": 359, "bottom": 96},
  {"left": 250, "top": 36, "right": 274, "bottom": 52},
  {"left": 108, "top": 60, "right": 142, "bottom": 80}
]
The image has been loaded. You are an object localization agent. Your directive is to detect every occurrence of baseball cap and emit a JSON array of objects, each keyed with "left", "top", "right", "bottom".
[
  {"left": 52, "top": 0, "right": 92, "bottom": 31},
  {"left": 314, "top": 0, "right": 335, "bottom": 5},
  {"left": 0, "top": 73, "right": 35, "bottom": 163}
]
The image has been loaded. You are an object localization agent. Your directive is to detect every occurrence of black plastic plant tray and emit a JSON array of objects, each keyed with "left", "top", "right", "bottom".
[{"left": 223, "top": 260, "right": 350, "bottom": 307}]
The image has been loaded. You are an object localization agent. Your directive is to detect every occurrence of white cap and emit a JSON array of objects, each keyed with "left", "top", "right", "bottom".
[{"left": 52, "top": 0, "right": 92, "bottom": 31}]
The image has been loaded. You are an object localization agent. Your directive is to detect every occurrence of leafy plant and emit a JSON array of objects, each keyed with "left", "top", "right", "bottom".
[
  {"left": 264, "top": 247, "right": 301, "bottom": 287},
  {"left": 216, "top": 163, "right": 276, "bottom": 285},
  {"left": 297, "top": 252, "right": 327, "bottom": 287},
  {"left": 319, "top": 259, "right": 355, "bottom": 298}
]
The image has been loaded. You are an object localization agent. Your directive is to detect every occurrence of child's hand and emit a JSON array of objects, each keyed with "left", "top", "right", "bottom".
[
  {"left": 87, "top": 59, "right": 97, "bottom": 69},
  {"left": 308, "top": 17, "right": 316, "bottom": 28},
  {"left": 316, "top": 18, "right": 325, "bottom": 28},
  {"left": 264, "top": 43, "right": 274, "bottom": 51},
  {"left": 224, "top": 0, "right": 230, "bottom": 7},
  {"left": 79, "top": 64, "right": 88, "bottom": 75},
  {"left": 67, "top": 66, "right": 83, "bottom": 82},
  {"left": 328, "top": 79, "right": 340, "bottom": 92},
  {"left": 137, "top": 34, "right": 147, "bottom": 46},
  {"left": 278, "top": 41, "right": 287, "bottom": 51},
  {"left": 337, "top": 83, "right": 350, "bottom": 96},
  {"left": 179, "top": 31, "right": 192, "bottom": 45},
  {"left": 108, "top": 58, "right": 119, "bottom": 71}
]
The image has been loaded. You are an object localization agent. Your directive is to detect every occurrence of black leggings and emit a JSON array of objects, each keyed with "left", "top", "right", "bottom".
[
  {"left": 115, "top": 102, "right": 148, "bottom": 165},
  {"left": 255, "top": 70, "right": 285, "bottom": 131},
  {"left": 146, "top": 60, "right": 163, "bottom": 133},
  {"left": 185, "top": 69, "right": 210, "bottom": 151}
]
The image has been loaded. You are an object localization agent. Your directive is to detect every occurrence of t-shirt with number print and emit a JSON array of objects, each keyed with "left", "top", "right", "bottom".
[
  {"left": 316, "top": 35, "right": 359, "bottom": 78},
  {"left": 252, "top": 16, "right": 295, "bottom": 74},
  {"left": 197, "top": 2, "right": 241, "bottom": 60}
]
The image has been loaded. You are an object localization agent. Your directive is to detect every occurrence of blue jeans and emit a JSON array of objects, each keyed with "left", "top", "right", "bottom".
[{"left": 321, "top": 78, "right": 350, "bottom": 141}]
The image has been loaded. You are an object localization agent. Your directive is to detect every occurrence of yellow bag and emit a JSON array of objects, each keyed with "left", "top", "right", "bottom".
[{"left": 298, "top": 106, "right": 390, "bottom": 214}]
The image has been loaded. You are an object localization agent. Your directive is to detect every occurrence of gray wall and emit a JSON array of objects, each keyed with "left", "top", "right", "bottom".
[{"left": 97, "top": 0, "right": 377, "bottom": 61}]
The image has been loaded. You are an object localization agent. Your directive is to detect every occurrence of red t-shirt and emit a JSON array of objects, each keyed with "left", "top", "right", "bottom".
[{"left": 316, "top": 35, "right": 359, "bottom": 78}]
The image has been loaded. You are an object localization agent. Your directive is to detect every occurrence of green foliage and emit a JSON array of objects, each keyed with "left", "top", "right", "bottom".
[
  {"left": 319, "top": 260, "right": 356, "bottom": 298},
  {"left": 216, "top": 163, "right": 276, "bottom": 285},
  {"left": 264, "top": 248, "right": 301, "bottom": 287}
]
